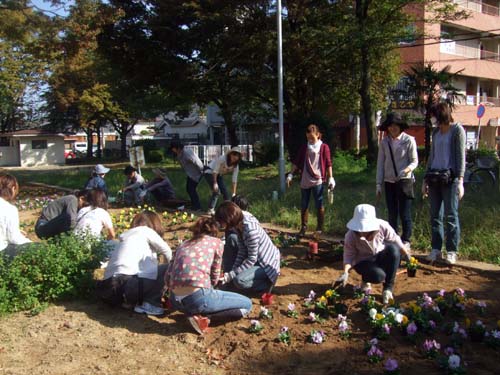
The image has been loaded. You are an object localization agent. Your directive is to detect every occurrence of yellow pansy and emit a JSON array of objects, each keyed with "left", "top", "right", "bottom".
[
  {"left": 375, "top": 313, "right": 385, "bottom": 321},
  {"left": 465, "top": 318, "right": 471, "bottom": 328},
  {"left": 401, "top": 315, "right": 409, "bottom": 325},
  {"left": 325, "top": 290, "right": 334, "bottom": 298},
  {"left": 319, "top": 296, "right": 328, "bottom": 305}
]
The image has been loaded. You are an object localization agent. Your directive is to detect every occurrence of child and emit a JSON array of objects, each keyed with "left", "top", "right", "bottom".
[
  {"left": 122, "top": 165, "right": 146, "bottom": 206},
  {"left": 98, "top": 211, "right": 172, "bottom": 315},
  {"left": 287, "top": 124, "right": 335, "bottom": 237},
  {"left": 167, "top": 216, "right": 252, "bottom": 334},
  {"left": 74, "top": 189, "right": 115, "bottom": 240},
  {"left": 84, "top": 164, "right": 110, "bottom": 196},
  {"left": 204, "top": 147, "right": 242, "bottom": 215},
  {"left": 35, "top": 190, "right": 88, "bottom": 239},
  {"left": 0, "top": 173, "right": 31, "bottom": 257}
]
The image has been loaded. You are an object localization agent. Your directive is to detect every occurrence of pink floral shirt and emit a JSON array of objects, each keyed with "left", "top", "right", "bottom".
[{"left": 167, "top": 235, "right": 223, "bottom": 289}]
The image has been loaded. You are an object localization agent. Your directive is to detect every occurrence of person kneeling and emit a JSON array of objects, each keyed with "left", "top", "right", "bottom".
[
  {"left": 334, "top": 204, "right": 410, "bottom": 304},
  {"left": 166, "top": 216, "right": 252, "bottom": 335}
]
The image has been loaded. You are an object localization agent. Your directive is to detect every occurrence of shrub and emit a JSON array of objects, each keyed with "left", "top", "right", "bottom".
[
  {"left": 0, "top": 233, "right": 109, "bottom": 315},
  {"left": 254, "top": 141, "right": 280, "bottom": 166},
  {"left": 466, "top": 147, "right": 499, "bottom": 165},
  {"left": 146, "top": 149, "right": 164, "bottom": 163}
]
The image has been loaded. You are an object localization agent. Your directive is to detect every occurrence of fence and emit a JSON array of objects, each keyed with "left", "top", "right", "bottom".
[{"left": 185, "top": 145, "right": 254, "bottom": 165}]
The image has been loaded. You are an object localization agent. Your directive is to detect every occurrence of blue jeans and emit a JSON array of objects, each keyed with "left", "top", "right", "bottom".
[
  {"left": 429, "top": 180, "right": 460, "bottom": 253},
  {"left": 300, "top": 184, "right": 324, "bottom": 210},
  {"left": 205, "top": 174, "right": 230, "bottom": 210},
  {"left": 232, "top": 266, "right": 273, "bottom": 293},
  {"left": 353, "top": 244, "right": 400, "bottom": 291},
  {"left": 223, "top": 231, "right": 239, "bottom": 273},
  {"left": 385, "top": 181, "right": 412, "bottom": 243},
  {"left": 186, "top": 176, "right": 201, "bottom": 210},
  {"left": 170, "top": 288, "right": 252, "bottom": 317}
]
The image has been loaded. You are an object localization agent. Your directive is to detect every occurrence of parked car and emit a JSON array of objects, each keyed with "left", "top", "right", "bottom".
[
  {"left": 64, "top": 150, "right": 76, "bottom": 159},
  {"left": 74, "top": 142, "right": 98, "bottom": 156}
]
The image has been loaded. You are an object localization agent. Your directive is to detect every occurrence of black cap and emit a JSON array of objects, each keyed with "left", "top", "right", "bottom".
[
  {"left": 124, "top": 165, "right": 137, "bottom": 175},
  {"left": 379, "top": 112, "right": 409, "bottom": 131}
]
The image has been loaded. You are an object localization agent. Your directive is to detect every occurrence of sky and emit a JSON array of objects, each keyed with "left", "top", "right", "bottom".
[{"left": 29, "top": 0, "right": 73, "bottom": 17}]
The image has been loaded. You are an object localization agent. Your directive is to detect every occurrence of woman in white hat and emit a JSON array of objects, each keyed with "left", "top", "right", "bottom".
[
  {"left": 204, "top": 147, "right": 242, "bottom": 215},
  {"left": 334, "top": 204, "right": 410, "bottom": 304},
  {"left": 84, "top": 164, "right": 110, "bottom": 196}
]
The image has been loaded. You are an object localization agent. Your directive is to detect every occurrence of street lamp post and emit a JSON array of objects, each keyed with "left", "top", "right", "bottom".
[{"left": 277, "top": 0, "right": 286, "bottom": 195}]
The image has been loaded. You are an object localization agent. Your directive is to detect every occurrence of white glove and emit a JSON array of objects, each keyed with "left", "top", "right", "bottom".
[
  {"left": 335, "top": 272, "right": 349, "bottom": 287},
  {"left": 286, "top": 173, "right": 293, "bottom": 188},
  {"left": 376, "top": 184, "right": 382, "bottom": 197},
  {"left": 213, "top": 183, "right": 219, "bottom": 193},
  {"left": 457, "top": 180, "right": 464, "bottom": 200},
  {"left": 328, "top": 177, "right": 336, "bottom": 191}
]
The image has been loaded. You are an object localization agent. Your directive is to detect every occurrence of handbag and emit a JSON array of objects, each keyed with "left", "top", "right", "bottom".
[
  {"left": 424, "top": 169, "right": 453, "bottom": 186},
  {"left": 387, "top": 140, "right": 415, "bottom": 199}
]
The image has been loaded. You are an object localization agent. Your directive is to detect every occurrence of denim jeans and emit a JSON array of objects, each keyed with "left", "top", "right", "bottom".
[
  {"left": 353, "top": 244, "right": 401, "bottom": 291},
  {"left": 300, "top": 184, "right": 324, "bottom": 211},
  {"left": 123, "top": 264, "right": 168, "bottom": 307},
  {"left": 232, "top": 265, "right": 273, "bottom": 293},
  {"left": 384, "top": 181, "right": 413, "bottom": 243},
  {"left": 429, "top": 180, "right": 460, "bottom": 253},
  {"left": 186, "top": 176, "right": 201, "bottom": 210},
  {"left": 205, "top": 174, "right": 230, "bottom": 210},
  {"left": 170, "top": 288, "right": 252, "bottom": 317},
  {"left": 223, "top": 231, "right": 239, "bottom": 273}
]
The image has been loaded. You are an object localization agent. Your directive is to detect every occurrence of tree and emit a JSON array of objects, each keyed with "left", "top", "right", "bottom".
[{"left": 405, "top": 63, "right": 464, "bottom": 160}]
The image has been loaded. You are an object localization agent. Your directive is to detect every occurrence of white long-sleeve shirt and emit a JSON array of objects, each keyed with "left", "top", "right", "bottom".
[
  {"left": 104, "top": 226, "right": 172, "bottom": 280},
  {"left": 0, "top": 197, "right": 31, "bottom": 251},
  {"left": 206, "top": 154, "right": 239, "bottom": 183}
]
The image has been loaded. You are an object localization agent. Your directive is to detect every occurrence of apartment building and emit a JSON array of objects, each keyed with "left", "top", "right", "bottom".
[{"left": 399, "top": 0, "right": 500, "bottom": 149}]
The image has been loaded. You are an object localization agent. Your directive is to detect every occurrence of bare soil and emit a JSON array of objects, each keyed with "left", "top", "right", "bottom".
[{"left": 1, "top": 185, "right": 500, "bottom": 375}]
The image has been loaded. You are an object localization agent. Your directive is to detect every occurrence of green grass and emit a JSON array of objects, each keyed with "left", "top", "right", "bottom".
[{"left": 10, "top": 154, "right": 500, "bottom": 264}]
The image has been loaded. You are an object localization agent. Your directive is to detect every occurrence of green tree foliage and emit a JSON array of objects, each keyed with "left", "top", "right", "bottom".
[{"left": 405, "top": 63, "right": 464, "bottom": 160}]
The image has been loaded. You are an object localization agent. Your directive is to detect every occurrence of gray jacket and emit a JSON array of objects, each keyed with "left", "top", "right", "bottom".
[
  {"left": 426, "top": 123, "right": 466, "bottom": 179},
  {"left": 178, "top": 148, "right": 204, "bottom": 182},
  {"left": 376, "top": 132, "right": 418, "bottom": 186}
]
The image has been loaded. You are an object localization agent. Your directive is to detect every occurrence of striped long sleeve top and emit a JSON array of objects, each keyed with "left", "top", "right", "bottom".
[{"left": 226, "top": 211, "right": 281, "bottom": 284}]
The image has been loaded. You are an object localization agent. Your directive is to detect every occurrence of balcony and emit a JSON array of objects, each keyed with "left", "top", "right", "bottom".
[
  {"left": 440, "top": 42, "right": 500, "bottom": 62},
  {"left": 454, "top": 0, "right": 500, "bottom": 16},
  {"left": 456, "top": 95, "right": 500, "bottom": 106}
]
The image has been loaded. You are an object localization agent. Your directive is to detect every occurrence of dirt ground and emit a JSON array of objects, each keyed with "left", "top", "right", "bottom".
[{"left": 1, "top": 186, "right": 500, "bottom": 375}]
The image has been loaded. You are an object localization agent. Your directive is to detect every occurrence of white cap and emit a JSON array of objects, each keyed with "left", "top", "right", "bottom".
[
  {"left": 94, "top": 164, "right": 110, "bottom": 174},
  {"left": 346, "top": 204, "right": 380, "bottom": 232}
]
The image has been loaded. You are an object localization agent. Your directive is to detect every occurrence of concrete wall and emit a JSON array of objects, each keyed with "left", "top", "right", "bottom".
[
  {"left": 19, "top": 137, "right": 65, "bottom": 167},
  {"left": 0, "top": 146, "right": 20, "bottom": 166}
]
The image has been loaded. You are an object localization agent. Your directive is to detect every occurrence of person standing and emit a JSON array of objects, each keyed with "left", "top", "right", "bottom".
[
  {"left": 422, "top": 103, "right": 466, "bottom": 265},
  {"left": 376, "top": 113, "right": 418, "bottom": 247},
  {"left": 170, "top": 142, "right": 204, "bottom": 211},
  {"left": 35, "top": 191, "right": 88, "bottom": 239},
  {"left": 204, "top": 147, "right": 242, "bottom": 215},
  {"left": 287, "top": 124, "right": 335, "bottom": 236}
]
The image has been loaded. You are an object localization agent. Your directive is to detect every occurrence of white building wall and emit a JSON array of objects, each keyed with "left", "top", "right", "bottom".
[
  {"left": 19, "top": 137, "right": 65, "bottom": 167},
  {"left": 0, "top": 146, "right": 19, "bottom": 166}
]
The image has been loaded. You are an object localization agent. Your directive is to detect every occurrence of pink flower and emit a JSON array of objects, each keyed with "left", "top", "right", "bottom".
[
  {"left": 308, "top": 312, "right": 317, "bottom": 322},
  {"left": 287, "top": 303, "right": 296, "bottom": 311}
]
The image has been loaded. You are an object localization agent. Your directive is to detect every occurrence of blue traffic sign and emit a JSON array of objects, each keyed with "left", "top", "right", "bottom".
[{"left": 477, "top": 104, "right": 485, "bottom": 119}]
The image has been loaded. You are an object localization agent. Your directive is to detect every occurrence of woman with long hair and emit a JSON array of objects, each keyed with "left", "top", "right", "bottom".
[{"left": 74, "top": 189, "right": 115, "bottom": 240}]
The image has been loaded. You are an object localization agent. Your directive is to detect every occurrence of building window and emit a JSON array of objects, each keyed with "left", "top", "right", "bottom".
[{"left": 32, "top": 140, "right": 48, "bottom": 149}]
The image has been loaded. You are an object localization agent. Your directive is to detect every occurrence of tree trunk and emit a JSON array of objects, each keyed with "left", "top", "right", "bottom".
[
  {"left": 424, "top": 102, "right": 432, "bottom": 163},
  {"left": 120, "top": 129, "right": 128, "bottom": 159},
  {"left": 85, "top": 127, "right": 94, "bottom": 158},
  {"left": 219, "top": 102, "right": 239, "bottom": 147}
]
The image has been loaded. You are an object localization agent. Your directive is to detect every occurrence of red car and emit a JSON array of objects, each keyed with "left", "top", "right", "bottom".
[{"left": 65, "top": 150, "right": 76, "bottom": 159}]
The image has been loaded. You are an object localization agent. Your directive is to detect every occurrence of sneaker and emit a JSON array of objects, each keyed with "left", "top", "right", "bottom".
[
  {"left": 445, "top": 252, "right": 457, "bottom": 265},
  {"left": 401, "top": 242, "right": 411, "bottom": 262},
  {"left": 361, "top": 282, "right": 372, "bottom": 293},
  {"left": 134, "top": 302, "right": 165, "bottom": 316},
  {"left": 207, "top": 208, "right": 215, "bottom": 216},
  {"left": 382, "top": 290, "right": 394, "bottom": 304},
  {"left": 187, "top": 315, "right": 210, "bottom": 335},
  {"left": 426, "top": 249, "right": 442, "bottom": 263}
]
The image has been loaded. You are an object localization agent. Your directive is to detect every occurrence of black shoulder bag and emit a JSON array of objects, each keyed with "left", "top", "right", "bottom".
[{"left": 387, "top": 140, "right": 415, "bottom": 199}]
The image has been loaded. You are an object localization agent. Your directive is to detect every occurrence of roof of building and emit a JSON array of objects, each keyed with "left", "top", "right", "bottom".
[{"left": 2, "top": 129, "right": 65, "bottom": 138}]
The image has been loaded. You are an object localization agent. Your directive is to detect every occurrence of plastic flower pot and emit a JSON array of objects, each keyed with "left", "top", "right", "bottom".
[
  {"left": 407, "top": 268, "right": 417, "bottom": 277},
  {"left": 261, "top": 293, "right": 275, "bottom": 305},
  {"left": 309, "top": 241, "right": 319, "bottom": 255}
]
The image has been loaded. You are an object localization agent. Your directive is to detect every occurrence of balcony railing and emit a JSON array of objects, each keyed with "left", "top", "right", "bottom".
[
  {"left": 440, "top": 42, "right": 500, "bottom": 62},
  {"left": 454, "top": 0, "right": 500, "bottom": 16},
  {"left": 456, "top": 95, "right": 500, "bottom": 106}
]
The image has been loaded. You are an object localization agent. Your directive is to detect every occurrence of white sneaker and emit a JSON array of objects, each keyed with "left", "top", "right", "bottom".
[
  {"left": 445, "top": 252, "right": 457, "bottom": 265},
  {"left": 426, "top": 249, "right": 442, "bottom": 263},
  {"left": 361, "top": 282, "right": 372, "bottom": 293},
  {"left": 382, "top": 290, "right": 394, "bottom": 304},
  {"left": 134, "top": 302, "right": 165, "bottom": 316},
  {"left": 207, "top": 208, "right": 215, "bottom": 216}
]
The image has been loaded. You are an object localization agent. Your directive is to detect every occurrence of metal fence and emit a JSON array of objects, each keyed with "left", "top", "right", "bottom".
[{"left": 185, "top": 144, "right": 254, "bottom": 165}]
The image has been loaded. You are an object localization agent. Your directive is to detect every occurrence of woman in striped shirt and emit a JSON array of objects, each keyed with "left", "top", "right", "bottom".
[{"left": 215, "top": 202, "right": 281, "bottom": 293}]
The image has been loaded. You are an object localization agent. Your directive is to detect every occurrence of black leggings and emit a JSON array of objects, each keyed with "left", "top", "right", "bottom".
[{"left": 353, "top": 244, "right": 400, "bottom": 291}]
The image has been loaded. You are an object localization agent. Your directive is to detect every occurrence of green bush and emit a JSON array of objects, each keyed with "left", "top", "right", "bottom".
[
  {"left": 333, "top": 150, "right": 367, "bottom": 174},
  {"left": 146, "top": 149, "right": 164, "bottom": 163},
  {"left": 254, "top": 141, "right": 280, "bottom": 166},
  {"left": 466, "top": 147, "right": 499, "bottom": 164},
  {"left": 0, "top": 233, "right": 109, "bottom": 315}
]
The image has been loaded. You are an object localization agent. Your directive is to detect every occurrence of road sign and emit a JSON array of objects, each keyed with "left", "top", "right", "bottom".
[{"left": 477, "top": 103, "right": 486, "bottom": 119}]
